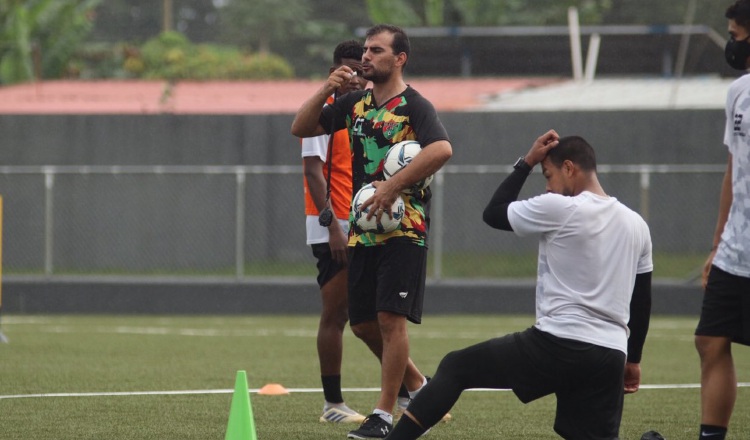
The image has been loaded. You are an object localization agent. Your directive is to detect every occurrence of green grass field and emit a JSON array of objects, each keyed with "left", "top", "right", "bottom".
[{"left": 1, "top": 314, "right": 749, "bottom": 439}]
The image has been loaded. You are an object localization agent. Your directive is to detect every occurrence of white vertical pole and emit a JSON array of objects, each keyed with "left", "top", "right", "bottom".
[
  {"left": 584, "top": 34, "right": 601, "bottom": 82},
  {"left": 669, "top": 0, "right": 698, "bottom": 107},
  {"left": 568, "top": 7, "right": 584, "bottom": 81}
]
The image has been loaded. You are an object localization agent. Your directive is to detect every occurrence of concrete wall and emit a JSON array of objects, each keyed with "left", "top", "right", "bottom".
[
  {"left": 0, "top": 110, "right": 725, "bottom": 166},
  {"left": 0, "top": 110, "right": 723, "bottom": 313},
  {"left": 3, "top": 277, "right": 702, "bottom": 316}
]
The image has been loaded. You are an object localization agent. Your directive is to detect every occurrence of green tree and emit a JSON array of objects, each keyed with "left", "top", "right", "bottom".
[
  {"left": 132, "top": 30, "right": 293, "bottom": 80},
  {"left": 0, "top": 0, "right": 100, "bottom": 84},
  {"left": 216, "top": 0, "right": 312, "bottom": 54},
  {"left": 89, "top": 0, "right": 221, "bottom": 44},
  {"left": 361, "top": 0, "right": 612, "bottom": 27}
]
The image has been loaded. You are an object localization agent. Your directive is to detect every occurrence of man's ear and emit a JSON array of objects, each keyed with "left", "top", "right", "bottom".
[
  {"left": 562, "top": 160, "right": 576, "bottom": 177},
  {"left": 395, "top": 52, "right": 407, "bottom": 68}
]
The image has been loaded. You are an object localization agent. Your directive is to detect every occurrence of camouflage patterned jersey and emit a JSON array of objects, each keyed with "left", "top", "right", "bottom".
[{"left": 320, "top": 86, "right": 450, "bottom": 247}]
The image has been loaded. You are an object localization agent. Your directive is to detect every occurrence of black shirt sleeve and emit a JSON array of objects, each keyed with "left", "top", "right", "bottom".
[
  {"left": 406, "top": 88, "right": 450, "bottom": 146},
  {"left": 319, "top": 91, "right": 361, "bottom": 134},
  {"left": 626, "top": 271, "right": 652, "bottom": 363},
  {"left": 482, "top": 168, "right": 531, "bottom": 231}
]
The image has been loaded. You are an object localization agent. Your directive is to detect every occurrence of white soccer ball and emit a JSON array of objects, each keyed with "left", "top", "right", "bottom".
[
  {"left": 383, "top": 140, "right": 434, "bottom": 194},
  {"left": 351, "top": 183, "right": 405, "bottom": 233}
]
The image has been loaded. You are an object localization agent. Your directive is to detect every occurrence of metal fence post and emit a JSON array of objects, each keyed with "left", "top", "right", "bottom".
[
  {"left": 44, "top": 168, "right": 55, "bottom": 276},
  {"left": 235, "top": 168, "right": 246, "bottom": 280},
  {"left": 431, "top": 170, "right": 445, "bottom": 281},
  {"left": 639, "top": 168, "right": 651, "bottom": 223}
]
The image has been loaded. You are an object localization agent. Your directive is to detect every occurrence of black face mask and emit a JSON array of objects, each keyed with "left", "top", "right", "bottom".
[{"left": 725, "top": 36, "right": 750, "bottom": 70}]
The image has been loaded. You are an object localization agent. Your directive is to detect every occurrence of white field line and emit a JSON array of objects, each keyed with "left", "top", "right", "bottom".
[{"left": 3, "top": 384, "right": 750, "bottom": 400}]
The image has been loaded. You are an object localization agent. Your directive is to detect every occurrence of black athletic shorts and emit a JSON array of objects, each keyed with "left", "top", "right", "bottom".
[
  {"left": 310, "top": 243, "right": 346, "bottom": 288},
  {"left": 347, "top": 242, "right": 427, "bottom": 325},
  {"left": 419, "top": 327, "right": 625, "bottom": 439},
  {"left": 695, "top": 265, "right": 750, "bottom": 345}
]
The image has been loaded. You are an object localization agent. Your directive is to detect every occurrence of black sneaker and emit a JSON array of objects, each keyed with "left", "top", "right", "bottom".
[{"left": 347, "top": 414, "right": 392, "bottom": 439}]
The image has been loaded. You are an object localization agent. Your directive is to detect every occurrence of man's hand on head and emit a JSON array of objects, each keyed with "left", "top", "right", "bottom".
[{"left": 525, "top": 129, "right": 560, "bottom": 167}]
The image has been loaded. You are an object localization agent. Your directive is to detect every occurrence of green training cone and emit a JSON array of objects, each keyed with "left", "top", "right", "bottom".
[{"left": 225, "top": 370, "right": 257, "bottom": 440}]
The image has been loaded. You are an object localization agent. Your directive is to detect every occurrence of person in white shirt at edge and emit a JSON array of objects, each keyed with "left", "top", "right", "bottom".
[
  {"left": 695, "top": 2, "right": 750, "bottom": 439},
  {"left": 385, "top": 130, "right": 653, "bottom": 440}
]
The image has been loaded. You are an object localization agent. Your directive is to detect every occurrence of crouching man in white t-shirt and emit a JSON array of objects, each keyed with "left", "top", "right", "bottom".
[{"left": 384, "top": 130, "right": 654, "bottom": 440}]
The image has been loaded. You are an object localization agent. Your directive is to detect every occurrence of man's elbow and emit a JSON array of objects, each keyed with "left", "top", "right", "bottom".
[
  {"left": 482, "top": 206, "right": 513, "bottom": 231},
  {"left": 481, "top": 209, "right": 494, "bottom": 227},
  {"left": 482, "top": 207, "right": 500, "bottom": 229},
  {"left": 437, "top": 141, "right": 453, "bottom": 162},
  {"left": 290, "top": 122, "right": 307, "bottom": 138},
  {"left": 424, "top": 141, "right": 452, "bottom": 168}
]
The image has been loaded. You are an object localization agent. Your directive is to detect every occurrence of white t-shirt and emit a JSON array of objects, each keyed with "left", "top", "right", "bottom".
[
  {"left": 508, "top": 191, "right": 653, "bottom": 355},
  {"left": 715, "top": 73, "right": 750, "bottom": 278},
  {"left": 301, "top": 134, "right": 349, "bottom": 245}
]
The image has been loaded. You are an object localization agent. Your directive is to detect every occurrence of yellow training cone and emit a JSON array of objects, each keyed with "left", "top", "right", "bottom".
[
  {"left": 225, "top": 371, "right": 257, "bottom": 440},
  {"left": 257, "top": 383, "right": 289, "bottom": 396}
]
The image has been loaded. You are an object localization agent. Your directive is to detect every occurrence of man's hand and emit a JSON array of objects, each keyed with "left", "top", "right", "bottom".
[
  {"left": 702, "top": 249, "right": 717, "bottom": 289},
  {"left": 524, "top": 129, "right": 560, "bottom": 167},
  {"left": 328, "top": 223, "right": 349, "bottom": 265},
  {"left": 362, "top": 180, "right": 401, "bottom": 223},
  {"left": 326, "top": 66, "right": 359, "bottom": 95},
  {"left": 624, "top": 362, "right": 641, "bottom": 394}
]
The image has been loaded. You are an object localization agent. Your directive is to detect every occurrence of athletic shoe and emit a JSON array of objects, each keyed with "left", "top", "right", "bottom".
[
  {"left": 347, "top": 414, "right": 392, "bottom": 439},
  {"left": 393, "top": 396, "right": 411, "bottom": 421},
  {"left": 640, "top": 431, "right": 666, "bottom": 440},
  {"left": 319, "top": 405, "right": 366, "bottom": 424}
]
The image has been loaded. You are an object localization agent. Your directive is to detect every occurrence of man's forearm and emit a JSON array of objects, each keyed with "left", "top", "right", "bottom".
[
  {"left": 291, "top": 86, "right": 333, "bottom": 138},
  {"left": 482, "top": 168, "right": 531, "bottom": 231},
  {"left": 627, "top": 271, "right": 652, "bottom": 363}
]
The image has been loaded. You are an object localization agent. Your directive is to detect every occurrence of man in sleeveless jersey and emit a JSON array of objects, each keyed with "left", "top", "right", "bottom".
[
  {"left": 292, "top": 24, "right": 453, "bottom": 439},
  {"left": 385, "top": 132, "right": 653, "bottom": 440},
  {"left": 301, "top": 40, "right": 367, "bottom": 424},
  {"left": 695, "top": 2, "right": 750, "bottom": 439}
]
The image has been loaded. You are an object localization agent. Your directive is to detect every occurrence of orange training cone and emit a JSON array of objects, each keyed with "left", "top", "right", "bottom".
[
  {"left": 225, "top": 370, "right": 257, "bottom": 440},
  {"left": 257, "top": 383, "right": 289, "bottom": 395}
]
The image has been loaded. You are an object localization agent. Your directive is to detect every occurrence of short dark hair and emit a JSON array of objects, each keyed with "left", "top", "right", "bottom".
[
  {"left": 546, "top": 136, "right": 597, "bottom": 172},
  {"left": 366, "top": 24, "right": 410, "bottom": 62},
  {"left": 333, "top": 40, "right": 363, "bottom": 66},
  {"left": 727, "top": 0, "right": 750, "bottom": 29}
]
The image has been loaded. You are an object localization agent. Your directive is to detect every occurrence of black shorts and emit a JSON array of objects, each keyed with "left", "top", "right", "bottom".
[
  {"left": 425, "top": 327, "right": 625, "bottom": 439},
  {"left": 347, "top": 242, "right": 427, "bottom": 325},
  {"left": 311, "top": 243, "right": 346, "bottom": 288},
  {"left": 695, "top": 265, "right": 750, "bottom": 345}
]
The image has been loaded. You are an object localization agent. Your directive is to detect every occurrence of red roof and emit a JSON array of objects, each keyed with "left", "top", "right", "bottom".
[{"left": 0, "top": 78, "right": 561, "bottom": 114}]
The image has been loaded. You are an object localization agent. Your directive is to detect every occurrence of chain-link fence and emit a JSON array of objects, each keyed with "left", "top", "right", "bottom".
[{"left": 0, "top": 163, "right": 725, "bottom": 281}]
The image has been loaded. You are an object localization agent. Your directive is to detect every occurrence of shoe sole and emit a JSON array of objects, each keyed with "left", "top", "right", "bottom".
[{"left": 320, "top": 415, "right": 367, "bottom": 424}]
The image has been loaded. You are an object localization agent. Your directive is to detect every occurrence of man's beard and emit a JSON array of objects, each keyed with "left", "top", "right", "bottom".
[{"left": 363, "top": 68, "right": 390, "bottom": 84}]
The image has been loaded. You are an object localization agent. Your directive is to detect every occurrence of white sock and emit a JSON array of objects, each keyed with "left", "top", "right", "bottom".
[
  {"left": 408, "top": 376, "right": 428, "bottom": 399},
  {"left": 373, "top": 408, "right": 393, "bottom": 424}
]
